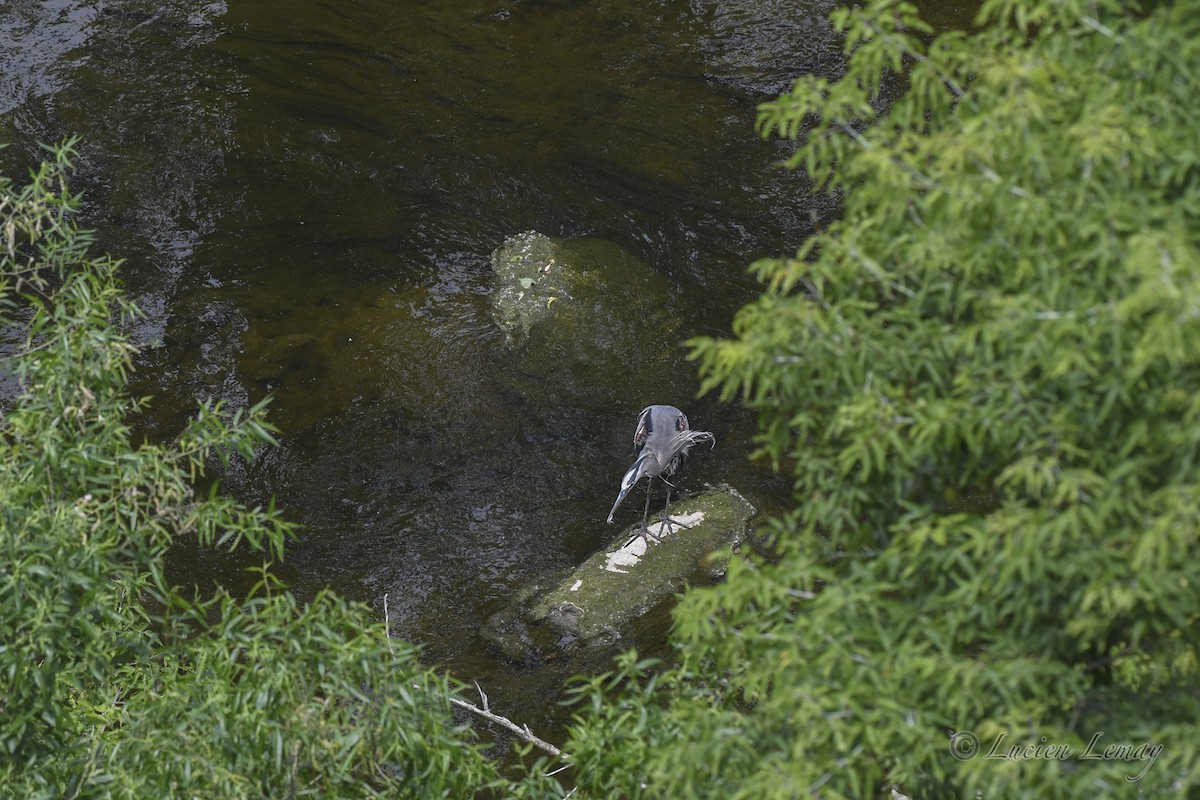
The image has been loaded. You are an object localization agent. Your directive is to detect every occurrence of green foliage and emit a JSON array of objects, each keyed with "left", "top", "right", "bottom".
[
  {"left": 78, "top": 586, "right": 503, "bottom": 799},
  {"left": 566, "top": 1, "right": 1200, "bottom": 797},
  {"left": 0, "top": 142, "right": 509, "bottom": 798}
]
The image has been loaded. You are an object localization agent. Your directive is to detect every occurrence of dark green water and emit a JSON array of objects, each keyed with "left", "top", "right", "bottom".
[{"left": 1, "top": 0, "right": 977, "bottom": 747}]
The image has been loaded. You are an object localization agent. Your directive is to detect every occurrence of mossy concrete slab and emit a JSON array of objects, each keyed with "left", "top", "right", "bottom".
[{"left": 481, "top": 484, "right": 756, "bottom": 660}]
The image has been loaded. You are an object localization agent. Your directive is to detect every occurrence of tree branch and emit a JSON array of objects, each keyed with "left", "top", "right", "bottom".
[
  {"left": 380, "top": 596, "right": 569, "bottom": 761},
  {"left": 448, "top": 681, "right": 569, "bottom": 761}
]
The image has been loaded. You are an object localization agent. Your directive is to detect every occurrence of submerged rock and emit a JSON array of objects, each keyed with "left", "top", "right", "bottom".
[
  {"left": 490, "top": 231, "right": 575, "bottom": 347},
  {"left": 480, "top": 484, "right": 756, "bottom": 660},
  {"left": 487, "top": 230, "right": 693, "bottom": 409}
]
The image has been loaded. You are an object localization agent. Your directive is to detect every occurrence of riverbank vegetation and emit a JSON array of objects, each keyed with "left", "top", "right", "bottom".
[
  {"left": 0, "top": 140, "right": 525, "bottom": 797},
  {"left": 3, "top": 0, "right": 1198, "bottom": 797}
]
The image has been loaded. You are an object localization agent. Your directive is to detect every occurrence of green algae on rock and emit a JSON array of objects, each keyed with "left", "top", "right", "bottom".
[
  {"left": 487, "top": 231, "right": 696, "bottom": 412},
  {"left": 490, "top": 231, "right": 575, "bottom": 347}
]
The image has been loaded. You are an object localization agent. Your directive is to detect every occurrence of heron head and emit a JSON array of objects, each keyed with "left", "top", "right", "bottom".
[{"left": 606, "top": 452, "right": 654, "bottom": 523}]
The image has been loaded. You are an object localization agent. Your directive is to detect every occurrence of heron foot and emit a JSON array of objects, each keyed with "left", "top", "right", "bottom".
[
  {"left": 639, "top": 525, "right": 663, "bottom": 544},
  {"left": 660, "top": 514, "right": 677, "bottom": 538}
]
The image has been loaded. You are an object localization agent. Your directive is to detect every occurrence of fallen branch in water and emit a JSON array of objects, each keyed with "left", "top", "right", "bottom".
[
  {"left": 381, "top": 594, "right": 569, "bottom": 762},
  {"left": 449, "top": 680, "right": 569, "bottom": 761}
]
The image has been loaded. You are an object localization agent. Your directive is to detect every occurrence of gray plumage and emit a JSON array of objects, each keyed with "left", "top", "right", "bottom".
[{"left": 607, "top": 405, "right": 715, "bottom": 537}]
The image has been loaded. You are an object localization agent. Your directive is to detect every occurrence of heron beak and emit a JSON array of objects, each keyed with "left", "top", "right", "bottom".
[
  {"left": 606, "top": 458, "right": 644, "bottom": 523},
  {"left": 606, "top": 486, "right": 630, "bottom": 523}
]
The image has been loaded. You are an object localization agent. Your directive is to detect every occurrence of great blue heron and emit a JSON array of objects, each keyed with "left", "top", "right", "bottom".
[{"left": 606, "top": 404, "right": 715, "bottom": 540}]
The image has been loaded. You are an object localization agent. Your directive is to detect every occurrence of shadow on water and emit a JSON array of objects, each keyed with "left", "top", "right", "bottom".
[{"left": 0, "top": 0, "right": 978, "bottom": 747}]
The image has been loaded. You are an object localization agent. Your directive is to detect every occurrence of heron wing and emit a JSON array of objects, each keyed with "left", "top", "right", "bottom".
[
  {"left": 633, "top": 405, "right": 653, "bottom": 449},
  {"left": 661, "top": 429, "right": 716, "bottom": 477}
]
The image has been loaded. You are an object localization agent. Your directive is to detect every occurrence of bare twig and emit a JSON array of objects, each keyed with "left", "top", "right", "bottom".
[
  {"left": 448, "top": 694, "right": 569, "bottom": 761},
  {"left": 378, "top": 600, "right": 570, "bottom": 763},
  {"left": 382, "top": 593, "right": 394, "bottom": 655},
  {"left": 473, "top": 680, "right": 489, "bottom": 711}
]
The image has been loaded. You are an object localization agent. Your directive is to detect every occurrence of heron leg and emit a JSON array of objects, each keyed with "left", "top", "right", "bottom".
[
  {"left": 639, "top": 479, "right": 662, "bottom": 543},
  {"left": 659, "top": 478, "right": 677, "bottom": 538}
]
